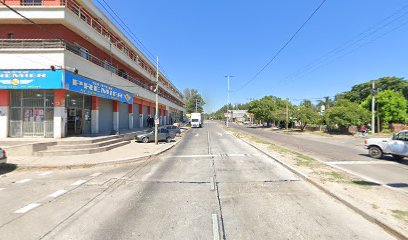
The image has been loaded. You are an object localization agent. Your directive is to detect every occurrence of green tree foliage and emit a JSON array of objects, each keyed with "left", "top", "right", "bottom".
[
  {"left": 361, "top": 90, "right": 408, "bottom": 125},
  {"left": 247, "top": 96, "right": 287, "bottom": 125},
  {"left": 293, "top": 100, "right": 321, "bottom": 131},
  {"left": 183, "top": 88, "right": 206, "bottom": 113},
  {"left": 324, "top": 99, "right": 370, "bottom": 129},
  {"left": 337, "top": 77, "right": 408, "bottom": 103}
]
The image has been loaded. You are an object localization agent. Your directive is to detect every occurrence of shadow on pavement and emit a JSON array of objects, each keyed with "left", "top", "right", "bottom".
[
  {"left": 387, "top": 183, "right": 408, "bottom": 188},
  {"left": 0, "top": 164, "right": 18, "bottom": 176},
  {"left": 358, "top": 154, "right": 407, "bottom": 164},
  {"left": 352, "top": 180, "right": 381, "bottom": 187}
]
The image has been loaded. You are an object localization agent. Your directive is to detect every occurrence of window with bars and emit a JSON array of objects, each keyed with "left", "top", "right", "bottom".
[{"left": 21, "top": 0, "right": 43, "bottom": 6}]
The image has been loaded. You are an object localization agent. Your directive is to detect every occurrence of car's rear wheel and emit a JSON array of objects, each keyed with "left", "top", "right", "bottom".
[
  {"left": 166, "top": 137, "right": 171, "bottom": 143},
  {"left": 392, "top": 154, "right": 404, "bottom": 161},
  {"left": 142, "top": 137, "right": 149, "bottom": 143},
  {"left": 369, "top": 146, "right": 383, "bottom": 159}
]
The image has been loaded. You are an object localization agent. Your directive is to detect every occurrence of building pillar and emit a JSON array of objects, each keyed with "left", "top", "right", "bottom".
[
  {"left": 163, "top": 110, "right": 167, "bottom": 125},
  {"left": 113, "top": 100, "right": 119, "bottom": 131},
  {"left": 139, "top": 103, "right": 143, "bottom": 128},
  {"left": 128, "top": 104, "right": 133, "bottom": 129},
  {"left": 53, "top": 89, "right": 66, "bottom": 138},
  {"left": 0, "top": 90, "right": 10, "bottom": 138},
  {"left": 91, "top": 96, "right": 99, "bottom": 134}
]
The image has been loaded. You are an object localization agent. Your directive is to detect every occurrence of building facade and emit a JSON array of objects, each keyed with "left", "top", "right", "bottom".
[{"left": 0, "top": 0, "right": 185, "bottom": 138}]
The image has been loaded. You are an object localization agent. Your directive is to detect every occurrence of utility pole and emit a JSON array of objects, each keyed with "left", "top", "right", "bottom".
[
  {"left": 225, "top": 75, "right": 234, "bottom": 127},
  {"left": 155, "top": 57, "right": 159, "bottom": 145},
  {"left": 195, "top": 99, "right": 200, "bottom": 112},
  {"left": 371, "top": 81, "right": 376, "bottom": 134},
  {"left": 286, "top": 97, "right": 289, "bottom": 131}
]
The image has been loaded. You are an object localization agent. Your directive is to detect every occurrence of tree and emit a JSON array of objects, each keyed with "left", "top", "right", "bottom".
[
  {"left": 361, "top": 90, "right": 408, "bottom": 126},
  {"left": 293, "top": 100, "right": 321, "bottom": 131},
  {"left": 337, "top": 77, "right": 408, "bottom": 103},
  {"left": 247, "top": 96, "right": 287, "bottom": 126},
  {"left": 324, "top": 99, "right": 370, "bottom": 129},
  {"left": 316, "top": 96, "right": 334, "bottom": 111},
  {"left": 183, "top": 88, "right": 206, "bottom": 113}
]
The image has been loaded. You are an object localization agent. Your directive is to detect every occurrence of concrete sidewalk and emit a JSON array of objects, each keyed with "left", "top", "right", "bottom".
[{"left": 7, "top": 135, "right": 184, "bottom": 169}]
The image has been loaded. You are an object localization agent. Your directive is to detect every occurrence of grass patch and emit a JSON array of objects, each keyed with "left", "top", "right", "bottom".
[
  {"left": 391, "top": 210, "right": 408, "bottom": 224},
  {"left": 318, "top": 171, "right": 349, "bottom": 183},
  {"left": 309, "top": 131, "right": 333, "bottom": 137}
]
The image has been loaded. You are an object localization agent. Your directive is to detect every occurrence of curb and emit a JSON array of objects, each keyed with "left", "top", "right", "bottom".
[
  {"left": 15, "top": 132, "right": 188, "bottom": 171},
  {"left": 231, "top": 130, "right": 407, "bottom": 240}
]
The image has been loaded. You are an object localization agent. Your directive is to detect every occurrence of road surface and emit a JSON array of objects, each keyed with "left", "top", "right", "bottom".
[
  {"left": 0, "top": 122, "right": 395, "bottom": 239},
  {"left": 230, "top": 123, "right": 408, "bottom": 193}
]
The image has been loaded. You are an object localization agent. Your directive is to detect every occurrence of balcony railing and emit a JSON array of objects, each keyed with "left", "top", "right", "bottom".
[{"left": 0, "top": 39, "right": 183, "bottom": 106}]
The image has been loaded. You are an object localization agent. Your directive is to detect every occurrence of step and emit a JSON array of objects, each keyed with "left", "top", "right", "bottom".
[
  {"left": 48, "top": 138, "right": 125, "bottom": 150},
  {"left": 34, "top": 141, "right": 130, "bottom": 157},
  {"left": 57, "top": 135, "right": 122, "bottom": 145}
]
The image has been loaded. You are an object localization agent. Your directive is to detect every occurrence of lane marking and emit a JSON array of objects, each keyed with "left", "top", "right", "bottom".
[
  {"left": 212, "top": 214, "right": 220, "bottom": 240},
  {"left": 195, "top": 133, "right": 199, "bottom": 137},
  {"left": 210, "top": 176, "right": 215, "bottom": 191},
  {"left": 14, "top": 203, "right": 41, "bottom": 214},
  {"left": 217, "top": 133, "right": 223, "bottom": 136},
  {"left": 71, "top": 180, "right": 87, "bottom": 186},
  {"left": 0, "top": 188, "right": 5, "bottom": 191},
  {"left": 16, "top": 179, "right": 31, "bottom": 184},
  {"left": 39, "top": 171, "right": 53, "bottom": 176},
  {"left": 328, "top": 161, "right": 397, "bottom": 165},
  {"left": 90, "top": 172, "right": 102, "bottom": 177},
  {"left": 48, "top": 190, "right": 67, "bottom": 198}
]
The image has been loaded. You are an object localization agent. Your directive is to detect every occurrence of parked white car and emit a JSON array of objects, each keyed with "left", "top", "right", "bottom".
[{"left": 364, "top": 130, "right": 408, "bottom": 160}]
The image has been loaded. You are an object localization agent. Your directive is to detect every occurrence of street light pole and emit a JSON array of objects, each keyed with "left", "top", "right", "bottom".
[
  {"left": 155, "top": 57, "right": 159, "bottom": 145},
  {"left": 371, "top": 81, "right": 376, "bottom": 134},
  {"left": 224, "top": 75, "right": 234, "bottom": 128}
]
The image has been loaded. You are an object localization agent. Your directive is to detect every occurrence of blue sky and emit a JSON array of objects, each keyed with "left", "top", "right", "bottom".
[{"left": 95, "top": 0, "right": 408, "bottom": 113}]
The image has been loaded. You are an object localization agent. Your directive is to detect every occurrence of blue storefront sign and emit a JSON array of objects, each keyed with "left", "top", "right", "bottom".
[
  {"left": 64, "top": 71, "right": 133, "bottom": 104},
  {"left": 0, "top": 70, "right": 63, "bottom": 89}
]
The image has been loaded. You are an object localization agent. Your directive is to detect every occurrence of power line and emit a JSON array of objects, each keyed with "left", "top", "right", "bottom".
[
  {"left": 95, "top": 0, "right": 172, "bottom": 79},
  {"left": 0, "top": 0, "right": 65, "bottom": 40},
  {"left": 235, "top": 0, "right": 328, "bottom": 92}
]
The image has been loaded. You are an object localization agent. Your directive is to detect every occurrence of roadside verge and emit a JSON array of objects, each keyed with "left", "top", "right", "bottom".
[{"left": 224, "top": 125, "right": 408, "bottom": 240}]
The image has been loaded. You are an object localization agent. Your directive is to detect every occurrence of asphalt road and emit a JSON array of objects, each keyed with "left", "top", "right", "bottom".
[
  {"left": 0, "top": 122, "right": 395, "bottom": 239},
  {"left": 230, "top": 123, "right": 408, "bottom": 193}
]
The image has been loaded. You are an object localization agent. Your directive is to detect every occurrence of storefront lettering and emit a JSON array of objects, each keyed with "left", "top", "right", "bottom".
[
  {"left": 0, "top": 73, "right": 47, "bottom": 78},
  {"left": 72, "top": 78, "right": 124, "bottom": 99}
]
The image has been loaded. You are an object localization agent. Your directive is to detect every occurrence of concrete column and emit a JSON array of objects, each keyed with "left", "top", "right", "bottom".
[
  {"left": 113, "top": 100, "right": 119, "bottom": 131},
  {"left": 163, "top": 110, "right": 167, "bottom": 125},
  {"left": 53, "top": 89, "right": 66, "bottom": 138},
  {"left": 91, "top": 96, "right": 99, "bottom": 134},
  {"left": 0, "top": 90, "right": 10, "bottom": 138},
  {"left": 128, "top": 104, "right": 133, "bottom": 129},
  {"left": 139, "top": 103, "right": 143, "bottom": 128}
]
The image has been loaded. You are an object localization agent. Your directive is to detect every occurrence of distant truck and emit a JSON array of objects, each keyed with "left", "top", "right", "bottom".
[{"left": 191, "top": 112, "right": 203, "bottom": 128}]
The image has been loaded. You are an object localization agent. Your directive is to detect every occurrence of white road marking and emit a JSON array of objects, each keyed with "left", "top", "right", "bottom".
[
  {"left": 195, "top": 133, "right": 199, "bottom": 137},
  {"left": 217, "top": 133, "right": 223, "bottom": 136},
  {"left": 90, "top": 172, "right": 102, "bottom": 177},
  {"left": 16, "top": 179, "right": 31, "bottom": 184},
  {"left": 48, "top": 190, "right": 67, "bottom": 198},
  {"left": 212, "top": 214, "right": 220, "bottom": 240},
  {"left": 165, "top": 154, "right": 260, "bottom": 158},
  {"left": 210, "top": 176, "right": 215, "bottom": 191},
  {"left": 71, "top": 180, "right": 87, "bottom": 186},
  {"left": 14, "top": 203, "right": 40, "bottom": 214},
  {"left": 0, "top": 188, "right": 5, "bottom": 191},
  {"left": 39, "top": 171, "right": 53, "bottom": 176},
  {"left": 328, "top": 161, "right": 397, "bottom": 165}
]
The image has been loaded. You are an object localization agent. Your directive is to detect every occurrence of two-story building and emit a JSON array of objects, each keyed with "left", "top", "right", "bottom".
[{"left": 0, "top": 0, "right": 185, "bottom": 138}]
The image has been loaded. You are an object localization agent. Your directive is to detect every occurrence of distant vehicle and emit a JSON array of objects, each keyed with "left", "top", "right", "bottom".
[
  {"left": 0, "top": 147, "right": 6, "bottom": 164},
  {"left": 364, "top": 130, "right": 408, "bottom": 160},
  {"left": 135, "top": 128, "right": 176, "bottom": 143},
  {"left": 162, "top": 125, "right": 181, "bottom": 135},
  {"left": 191, "top": 112, "right": 203, "bottom": 128}
]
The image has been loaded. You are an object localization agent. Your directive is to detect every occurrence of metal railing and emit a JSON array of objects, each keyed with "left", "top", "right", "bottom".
[{"left": 0, "top": 39, "right": 183, "bottom": 106}]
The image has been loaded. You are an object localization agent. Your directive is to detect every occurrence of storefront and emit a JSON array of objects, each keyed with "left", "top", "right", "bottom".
[{"left": 0, "top": 69, "right": 134, "bottom": 138}]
